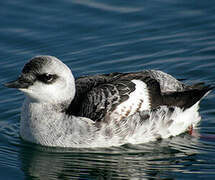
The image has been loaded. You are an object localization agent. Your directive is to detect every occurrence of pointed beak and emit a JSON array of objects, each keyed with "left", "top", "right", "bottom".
[
  {"left": 4, "top": 79, "right": 24, "bottom": 89},
  {"left": 4, "top": 76, "right": 34, "bottom": 89}
]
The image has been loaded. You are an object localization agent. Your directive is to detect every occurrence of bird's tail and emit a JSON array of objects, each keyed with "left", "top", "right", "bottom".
[{"left": 162, "top": 85, "right": 213, "bottom": 110}]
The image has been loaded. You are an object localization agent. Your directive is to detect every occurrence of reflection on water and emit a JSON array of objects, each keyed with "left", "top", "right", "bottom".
[{"left": 19, "top": 134, "right": 208, "bottom": 179}]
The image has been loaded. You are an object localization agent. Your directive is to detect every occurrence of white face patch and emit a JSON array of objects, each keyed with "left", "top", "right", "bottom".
[
  {"left": 19, "top": 56, "right": 76, "bottom": 104},
  {"left": 110, "top": 80, "right": 151, "bottom": 121}
]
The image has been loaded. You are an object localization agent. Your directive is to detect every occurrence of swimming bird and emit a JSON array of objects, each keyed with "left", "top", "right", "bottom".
[{"left": 4, "top": 56, "right": 213, "bottom": 148}]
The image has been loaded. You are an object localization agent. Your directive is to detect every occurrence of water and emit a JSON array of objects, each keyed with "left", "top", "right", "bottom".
[{"left": 0, "top": 0, "right": 215, "bottom": 179}]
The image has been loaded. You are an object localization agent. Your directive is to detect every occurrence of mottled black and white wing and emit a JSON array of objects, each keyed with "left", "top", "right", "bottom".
[
  {"left": 67, "top": 70, "right": 213, "bottom": 123},
  {"left": 77, "top": 80, "right": 137, "bottom": 122},
  {"left": 66, "top": 72, "right": 125, "bottom": 116},
  {"left": 70, "top": 74, "right": 164, "bottom": 122}
]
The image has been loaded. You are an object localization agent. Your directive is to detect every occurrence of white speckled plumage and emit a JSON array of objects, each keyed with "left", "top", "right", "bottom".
[
  {"left": 110, "top": 80, "right": 150, "bottom": 122},
  {"left": 4, "top": 56, "right": 212, "bottom": 148}
]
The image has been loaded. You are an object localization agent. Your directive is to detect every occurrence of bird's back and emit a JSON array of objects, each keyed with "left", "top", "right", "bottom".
[{"left": 66, "top": 70, "right": 213, "bottom": 123}]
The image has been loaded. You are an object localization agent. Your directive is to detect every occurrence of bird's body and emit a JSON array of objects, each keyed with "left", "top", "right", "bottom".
[{"left": 5, "top": 56, "right": 213, "bottom": 148}]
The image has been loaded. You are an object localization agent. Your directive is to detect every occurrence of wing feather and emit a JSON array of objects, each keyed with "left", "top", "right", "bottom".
[{"left": 66, "top": 70, "right": 212, "bottom": 124}]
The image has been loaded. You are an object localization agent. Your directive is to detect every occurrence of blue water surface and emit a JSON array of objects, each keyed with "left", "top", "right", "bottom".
[{"left": 0, "top": 0, "right": 215, "bottom": 179}]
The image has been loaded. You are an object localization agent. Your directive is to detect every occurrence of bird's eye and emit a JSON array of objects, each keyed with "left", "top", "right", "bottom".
[
  {"left": 44, "top": 74, "right": 53, "bottom": 82},
  {"left": 37, "top": 73, "right": 57, "bottom": 84}
]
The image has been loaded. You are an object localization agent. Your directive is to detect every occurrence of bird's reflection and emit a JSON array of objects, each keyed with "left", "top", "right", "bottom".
[{"left": 19, "top": 133, "right": 201, "bottom": 180}]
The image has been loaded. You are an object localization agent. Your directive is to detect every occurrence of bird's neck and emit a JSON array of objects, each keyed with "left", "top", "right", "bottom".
[{"left": 20, "top": 99, "right": 63, "bottom": 141}]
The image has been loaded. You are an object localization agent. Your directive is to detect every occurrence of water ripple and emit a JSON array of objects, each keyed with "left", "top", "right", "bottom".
[{"left": 0, "top": 0, "right": 215, "bottom": 179}]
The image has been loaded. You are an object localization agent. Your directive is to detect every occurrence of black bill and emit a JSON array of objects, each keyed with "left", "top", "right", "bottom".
[{"left": 4, "top": 76, "right": 34, "bottom": 89}]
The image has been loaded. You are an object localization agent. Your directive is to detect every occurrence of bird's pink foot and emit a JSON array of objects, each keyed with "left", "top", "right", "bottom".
[{"left": 188, "top": 125, "right": 193, "bottom": 135}]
